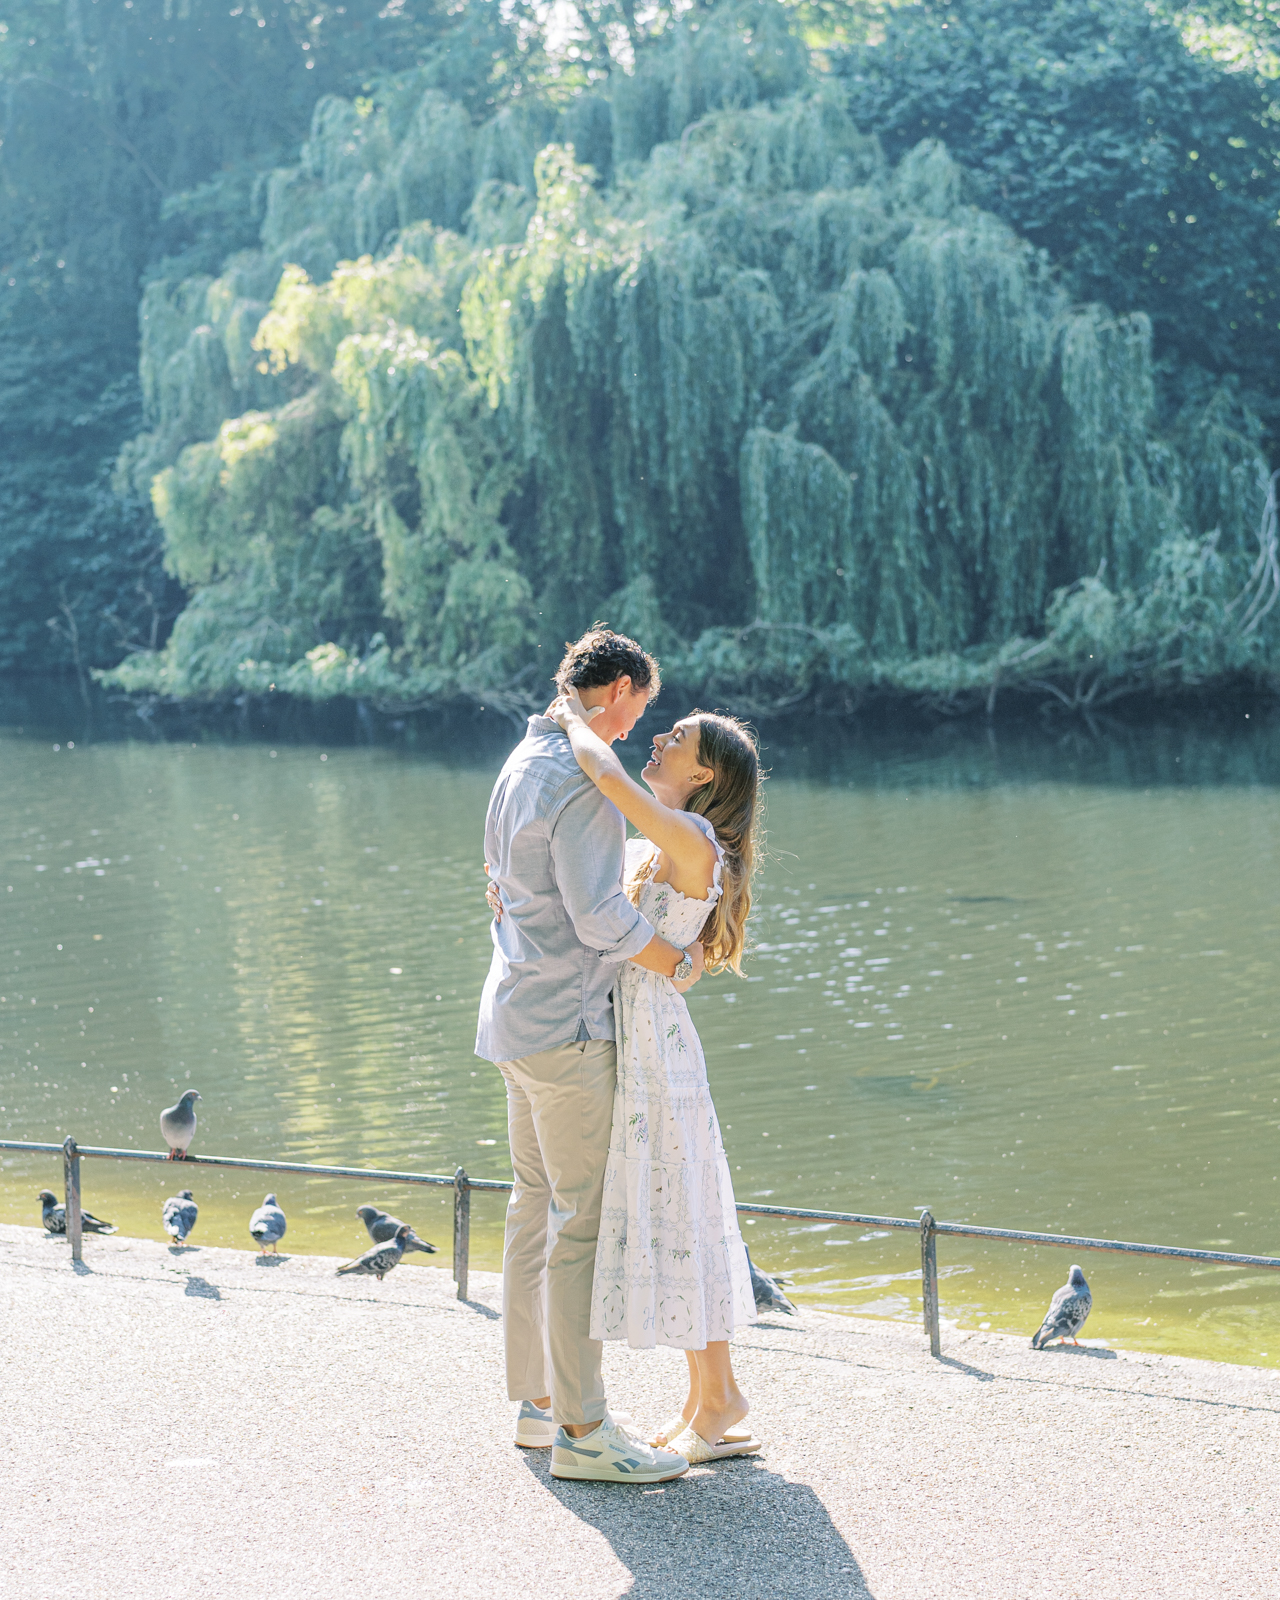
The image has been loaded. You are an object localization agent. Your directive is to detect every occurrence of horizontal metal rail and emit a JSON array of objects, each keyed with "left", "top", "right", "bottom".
[
  {"left": 4, "top": 1137, "right": 1278, "bottom": 1351},
  {"left": 930, "top": 1218, "right": 1280, "bottom": 1271},
  {"left": 734, "top": 1199, "right": 1280, "bottom": 1270},
  {"left": 22, "top": 1141, "right": 514, "bottom": 1191},
  {"left": 736, "top": 1201, "right": 919, "bottom": 1228}
]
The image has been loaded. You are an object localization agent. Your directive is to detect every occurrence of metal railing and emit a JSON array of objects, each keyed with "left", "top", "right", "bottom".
[
  {"left": 0, "top": 1136, "right": 508, "bottom": 1302},
  {"left": 4, "top": 1136, "right": 1280, "bottom": 1355}
]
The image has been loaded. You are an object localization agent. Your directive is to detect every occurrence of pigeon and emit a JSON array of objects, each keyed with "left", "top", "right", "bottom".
[
  {"left": 746, "top": 1248, "right": 796, "bottom": 1315},
  {"left": 336, "top": 1223, "right": 410, "bottom": 1281},
  {"left": 38, "top": 1188, "right": 117, "bottom": 1235},
  {"left": 1031, "top": 1264, "right": 1092, "bottom": 1349},
  {"left": 356, "top": 1204, "right": 438, "bottom": 1255},
  {"left": 249, "top": 1193, "right": 287, "bottom": 1254},
  {"left": 160, "top": 1089, "right": 202, "bottom": 1159},
  {"left": 162, "top": 1189, "right": 199, "bottom": 1245}
]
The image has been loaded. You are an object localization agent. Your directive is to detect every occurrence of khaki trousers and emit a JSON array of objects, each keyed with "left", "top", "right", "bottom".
[{"left": 497, "top": 1039, "right": 616, "bottom": 1427}]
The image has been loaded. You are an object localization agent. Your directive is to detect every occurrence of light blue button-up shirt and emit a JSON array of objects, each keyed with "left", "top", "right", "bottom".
[{"left": 474, "top": 716, "right": 656, "bottom": 1064}]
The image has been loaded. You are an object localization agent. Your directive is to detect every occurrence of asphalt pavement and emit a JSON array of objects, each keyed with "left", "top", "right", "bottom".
[{"left": 1, "top": 1222, "right": 1275, "bottom": 1599}]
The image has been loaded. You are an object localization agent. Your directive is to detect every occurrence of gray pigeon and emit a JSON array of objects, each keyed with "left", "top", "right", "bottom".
[
  {"left": 336, "top": 1223, "right": 410, "bottom": 1281},
  {"left": 1031, "top": 1264, "right": 1092, "bottom": 1349},
  {"left": 160, "top": 1089, "right": 202, "bottom": 1159},
  {"left": 162, "top": 1189, "right": 199, "bottom": 1245},
  {"left": 249, "top": 1193, "right": 287, "bottom": 1254},
  {"left": 38, "top": 1188, "right": 117, "bottom": 1235},
  {"left": 746, "top": 1248, "right": 796, "bottom": 1315},
  {"left": 356, "top": 1204, "right": 438, "bottom": 1255}
]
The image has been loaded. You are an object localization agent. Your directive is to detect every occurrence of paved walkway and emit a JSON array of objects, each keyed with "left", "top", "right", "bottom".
[{"left": 1, "top": 1222, "right": 1275, "bottom": 1599}]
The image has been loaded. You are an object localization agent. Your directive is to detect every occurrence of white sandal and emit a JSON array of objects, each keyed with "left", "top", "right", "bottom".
[
  {"left": 668, "top": 1424, "right": 762, "bottom": 1464},
  {"left": 652, "top": 1413, "right": 754, "bottom": 1448}
]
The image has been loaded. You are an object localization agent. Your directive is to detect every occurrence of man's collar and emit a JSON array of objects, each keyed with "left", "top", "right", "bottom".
[{"left": 528, "top": 714, "right": 562, "bottom": 733}]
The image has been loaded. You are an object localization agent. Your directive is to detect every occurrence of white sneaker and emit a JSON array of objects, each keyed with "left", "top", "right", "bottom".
[
  {"left": 508, "top": 1401, "right": 630, "bottom": 1452},
  {"left": 514, "top": 1400, "right": 557, "bottom": 1448},
  {"left": 514, "top": 1402, "right": 634, "bottom": 1448},
  {"left": 550, "top": 1415, "right": 689, "bottom": 1483}
]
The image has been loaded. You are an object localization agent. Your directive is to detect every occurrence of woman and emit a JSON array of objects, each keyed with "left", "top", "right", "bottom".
[{"left": 548, "top": 688, "right": 763, "bottom": 1464}]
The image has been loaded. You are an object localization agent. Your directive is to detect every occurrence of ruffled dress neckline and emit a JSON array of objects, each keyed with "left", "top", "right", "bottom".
[{"left": 627, "top": 811, "right": 724, "bottom": 909}]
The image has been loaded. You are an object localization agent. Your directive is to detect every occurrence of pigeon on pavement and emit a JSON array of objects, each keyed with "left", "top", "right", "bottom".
[
  {"left": 249, "top": 1193, "right": 287, "bottom": 1254},
  {"left": 160, "top": 1089, "right": 202, "bottom": 1159},
  {"left": 38, "top": 1189, "right": 117, "bottom": 1235},
  {"left": 1031, "top": 1264, "right": 1093, "bottom": 1348},
  {"left": 162, "top": 1189, "right": 199, "bottom": 1245},
  {"left": 336, "top": 1223, "right": 410, "bottom": 1281},
  {"left": 356, "top": 1204, "right": 437, "bottom": 1254},
  {"left": 746, "top": 1248, "right": 796, "bottom": 1315}
]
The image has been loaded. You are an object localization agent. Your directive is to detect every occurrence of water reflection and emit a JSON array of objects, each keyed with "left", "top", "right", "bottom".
[{"left": 2, "top": 683, "right": 1278, "bottom": 1366}]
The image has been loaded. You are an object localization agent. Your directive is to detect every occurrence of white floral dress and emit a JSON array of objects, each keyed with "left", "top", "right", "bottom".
[{"left": 590, "top": 813, "right": 756, "bottom": 1349}]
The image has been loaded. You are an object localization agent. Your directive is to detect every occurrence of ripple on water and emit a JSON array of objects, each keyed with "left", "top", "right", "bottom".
[{"left": 2, "top": 712, "right": 1279, "bottom": 1366}]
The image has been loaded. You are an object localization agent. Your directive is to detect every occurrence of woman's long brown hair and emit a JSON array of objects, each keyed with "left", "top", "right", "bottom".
[
  {"left": 626, "top": 712, "right": 763, "bottom": 972},
  {"left": 684, "top": 713, "right": 763, "bottom": 973}
]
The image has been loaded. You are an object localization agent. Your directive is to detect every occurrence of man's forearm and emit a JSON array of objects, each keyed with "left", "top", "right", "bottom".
[
  {"left": 630, "top": 934, "right": 687, "bottom": 978},
  {"left": 550, "top": 788, "right": 654, "bottom": 960}
]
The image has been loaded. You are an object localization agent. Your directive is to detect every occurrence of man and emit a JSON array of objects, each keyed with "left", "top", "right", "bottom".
[{"left": 476, "top": 628, "right": 701, "bottom": 1483}]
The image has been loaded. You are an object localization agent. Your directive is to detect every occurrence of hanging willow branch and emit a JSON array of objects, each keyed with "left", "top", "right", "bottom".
[{"left": 1228, "top": 469, "right": 1280, "bottom": 636}]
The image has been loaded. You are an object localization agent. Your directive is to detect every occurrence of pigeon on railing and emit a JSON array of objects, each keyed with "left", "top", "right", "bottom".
[
  {"left": 336, "top": 1223, "right": 410, "bottom": 1281},
  {"left": 356, "top": 1204, "right": 437, "bottom": 1255},
  {"left": 162, "top": 1189, "right": 199, "bottom": 1245},
  {"left": 160, "top": 1090, "right": 201, "bottom": 1160},
  {"left": 1031, "top": 1264, "right": 1092, "bottom": 1349},
  {"left": 746, "top": 1248, "right": 796, "bottom": 1315},
  {"left": 249, "top": 1193, "right": 287, "bottom": 1254},
  {"left": 38, "top": 1189, "right": 117, "bottom": 1235}
]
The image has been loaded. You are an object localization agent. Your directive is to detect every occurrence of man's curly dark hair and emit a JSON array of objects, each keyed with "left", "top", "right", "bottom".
[{"left": 554, "top": 626, "right": 661, "bottom": 700}]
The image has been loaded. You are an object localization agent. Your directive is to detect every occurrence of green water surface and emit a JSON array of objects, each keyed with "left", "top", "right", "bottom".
[{"left": 1, "top": 698, "right": 1277, "bottom": 1366}]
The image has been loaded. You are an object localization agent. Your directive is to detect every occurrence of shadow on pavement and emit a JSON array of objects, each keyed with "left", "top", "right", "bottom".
[
  {"left": 1036, "top": 1344, "right": 1118, "bottom": 1360},
  {"left": 522, "top": 1452, "right": 873, "bottom": 1598},
  {"left": 937, "top": 1354, "right": 996, "bottom": 1381}
]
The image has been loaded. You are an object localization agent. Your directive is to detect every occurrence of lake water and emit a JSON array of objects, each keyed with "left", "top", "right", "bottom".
[{"left": 2, "top": 688, "right": 1277, "bottom": 1367}]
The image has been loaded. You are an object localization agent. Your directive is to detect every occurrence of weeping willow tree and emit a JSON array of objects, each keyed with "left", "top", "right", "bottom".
[{"left": 104, "top": 2, "right": 1280, "bottom": 713}]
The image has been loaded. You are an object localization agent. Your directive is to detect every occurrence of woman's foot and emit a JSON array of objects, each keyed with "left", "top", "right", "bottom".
[
  {"left": 650, "top": 1354, "right": 754, "bottom": 1447},
  {"left": 651, "top": 1396, "right": 754, "bottom": 1449},
  {"left": 689, "top": 1392, "right": 750, "bottom": 1447},
  {"left": 649, "top": 1399, "right": 696, "bottom": 1448}
]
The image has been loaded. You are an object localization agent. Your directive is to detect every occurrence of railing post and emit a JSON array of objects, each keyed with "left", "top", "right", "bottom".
[
  {"left": 63, "top": 1135, "right": 83, "bottom": 1264},
  {"left": 920, "top": 1209, "right": 941, "bottom": 1358},
  {"left": 453, "top": 1166, "right": 471, "bottom": 1302}
]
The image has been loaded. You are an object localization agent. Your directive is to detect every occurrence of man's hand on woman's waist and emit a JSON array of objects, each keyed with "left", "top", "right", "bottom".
[{"left": 484, "top": 865, "right": 700, "bottom": 989}]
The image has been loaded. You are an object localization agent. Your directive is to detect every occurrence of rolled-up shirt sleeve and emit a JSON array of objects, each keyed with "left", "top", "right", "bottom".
[{"left": 549, "top": 784, "right": 655, "bottom": 961}]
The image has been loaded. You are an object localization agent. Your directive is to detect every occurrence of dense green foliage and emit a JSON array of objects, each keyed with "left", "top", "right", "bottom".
[
  {"left": 7, "top": 0, "right": 1280, "bottom": 709},
  {"left": 97, "top": 4, "right": 1279, "bottom": 711},
  {"left": 0, "top": 0, "right": 536, "bottom": 674},
  {"left": 837, "top": 0, "right": 1280, "bottom": 433}
]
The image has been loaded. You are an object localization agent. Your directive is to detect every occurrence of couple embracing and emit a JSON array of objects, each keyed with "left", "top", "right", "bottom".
[{"left": 475, "top": 628, "right": 763, "bottom": 1483}]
